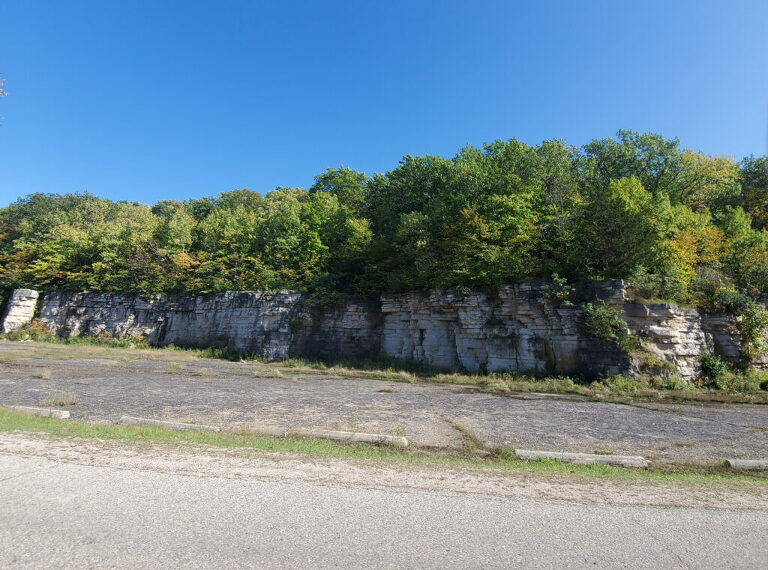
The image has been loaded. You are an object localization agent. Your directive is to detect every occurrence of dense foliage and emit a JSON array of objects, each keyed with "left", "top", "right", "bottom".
[{"left": 1, "top": 131, "right": 767, "bottom": 309}]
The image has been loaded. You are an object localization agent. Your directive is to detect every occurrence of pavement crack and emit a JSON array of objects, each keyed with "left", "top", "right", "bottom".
[{"left": 438, "top": 413, "right": 489, "bottom": 453}]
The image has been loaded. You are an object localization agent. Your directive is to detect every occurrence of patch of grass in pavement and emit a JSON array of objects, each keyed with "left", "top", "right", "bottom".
[
  {"left": 40, "top": 391, "right": 79, "bottom": 407},
  {"left": 1, "top": 407, "right": 765, "bottom": 486},
  {"left": 0, "top": 339, "right": 201, "bottom": 363},
  {"left": 440, "top": 414, "right": 487, "bottom": 453}
]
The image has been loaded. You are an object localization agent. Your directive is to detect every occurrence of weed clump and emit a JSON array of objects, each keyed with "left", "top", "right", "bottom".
[{"left": 40, "top": 391, "right": 78, "bottom": 407}]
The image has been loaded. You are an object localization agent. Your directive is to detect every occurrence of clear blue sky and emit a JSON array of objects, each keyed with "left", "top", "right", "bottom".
[{"left": 1, "top": 0, "right": 767, "bottom": 207}]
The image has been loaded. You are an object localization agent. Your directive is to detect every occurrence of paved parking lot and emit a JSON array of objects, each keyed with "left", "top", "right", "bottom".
[{"left": 1, "top": 342, "right": 767, "bottom": 466}]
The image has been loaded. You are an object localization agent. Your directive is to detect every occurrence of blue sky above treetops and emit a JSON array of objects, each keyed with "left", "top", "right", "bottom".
[{"left": 1, "top": 0, "right": 766, "bottom": 207}]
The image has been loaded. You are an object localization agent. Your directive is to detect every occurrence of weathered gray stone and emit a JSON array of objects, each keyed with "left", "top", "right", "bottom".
[
  {"left": 380, "top": 283, "right": 627, "bottom": 378},
  {"left": 290, "top": 298, "right": 382, "bottom": 360},
  {"left": 514, "top": 449, "right": 649, "bottom": 468},
  {"left": 294, "top": 428, "right": 408, "bottom": 447},
  {"left": 119, "top": 415, "right": 220, "bottom": 431},
  {"left": 623, "top": 303, "right": 707, "bottom": 380},
  {"left": 26, "top": 281, "right": 767, "bottom": 383},
  {"left": 6, "top": 405, "right": 71, "bottom": 419},
  {"left": 724, "top": 458, "right": 768, "bottom": 471},
  {"left": 1, "top": 289, "right": 39, "bottom": 333},
  {"left": 38, "top": 290, "right": 380, "bottom": 362}
]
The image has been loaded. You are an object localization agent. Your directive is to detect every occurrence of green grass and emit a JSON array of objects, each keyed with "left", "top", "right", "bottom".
[{"left": 0, "top": 407, "right": 765, "bottom": 485}]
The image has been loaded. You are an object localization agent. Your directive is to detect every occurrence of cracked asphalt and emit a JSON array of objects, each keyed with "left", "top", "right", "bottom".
[{"left": 1, "top": 341, "right": 767, "bottom": 466}]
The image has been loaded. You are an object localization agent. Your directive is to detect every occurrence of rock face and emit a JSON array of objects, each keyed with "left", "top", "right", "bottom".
[
  {"left": 700, "top": 310, "right": 768, "bottom": 369},
  {"left": 290, "top": 299, "right": 382, "bottom": 360},
  {"left": 622, "top": 303, "right": 707, "bottom": 381},
  {"left": 2, "top": 282, "right": 764, "bottom": 382},
  {"left": 36, "top": 290, "right": 380, "bottom": 361},
  {"left": 701, "top": 313, "right": 744, "bottom": 364},
  {"left": 1, "top": 289, "right": 39, "bottom": 333},
  {"left": 380, "top": 283, "right": 626, "bottom": 377}
]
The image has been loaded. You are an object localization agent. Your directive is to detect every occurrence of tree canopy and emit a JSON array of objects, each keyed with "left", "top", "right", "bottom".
[{"left": 2, "top": 131, "right": 767, "bottom": 306}]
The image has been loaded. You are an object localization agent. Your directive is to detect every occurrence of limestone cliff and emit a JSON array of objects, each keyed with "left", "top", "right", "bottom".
[
  {"left": 2, "top": 282, "right": 764, "bottom": 382},
  {"left": 37, "top": 291, "right": 380, "bottom": 361},
  {"left": 380, "top": 283, "right": 626, "bottom": 377},
  {"left": 1, "top": 289, "right": 39, "bottom": 333}
]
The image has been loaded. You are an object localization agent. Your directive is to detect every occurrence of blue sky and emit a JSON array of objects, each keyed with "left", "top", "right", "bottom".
[{"left": 1, "top": 0, "right": 767, "bottom": 207}]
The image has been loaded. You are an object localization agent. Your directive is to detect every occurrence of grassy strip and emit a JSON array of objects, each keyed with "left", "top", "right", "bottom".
[{"left": 0, "top": 407, "right": 765, "bottom": 485}]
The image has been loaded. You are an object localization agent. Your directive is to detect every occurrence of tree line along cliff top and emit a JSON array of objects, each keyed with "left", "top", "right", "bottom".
[{"left": 2, "top": 130, "right": 767, "bottom": 311}]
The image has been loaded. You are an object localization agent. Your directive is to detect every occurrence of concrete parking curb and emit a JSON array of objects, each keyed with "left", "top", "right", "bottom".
[
  {"left": 724, "top": 459, "right": 768, "bottom": 471},
  {"left": 295, "top": 428, "right": 409, "bottom": 448},
  {"left": 119, "top": 416, "right": 221, "bottom": 432},
  {"left": 7, "top": 405, "right": 71, "bottom": 419},
  {"left": 515, "top": 449, "right": 649, "bottom": 468},
  {"left": 118, "top": 417, "right": 407, "bottom": 447}
]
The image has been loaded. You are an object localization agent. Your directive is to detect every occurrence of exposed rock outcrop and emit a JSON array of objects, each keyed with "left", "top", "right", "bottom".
[
  {"left": 290, "top": 299, "right": 382, "bottom": 360},
  {"left": 622, "top": 303, "right": 707, "bottom": 380},
  {"left": 2, "top": 282, "right": 764, "bottom": 382},
  {"left": 381, "top": 283, "right": 626, "bottom": 377},
  {"left": 37, "top": 290, "right": 380, "bottom": 361},
  {"left": 1, "top": 289, "right": 39, "bottom": 333}
]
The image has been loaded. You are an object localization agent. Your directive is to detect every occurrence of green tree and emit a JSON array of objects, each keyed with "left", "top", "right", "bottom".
[
  {"left": 741, "top": 156, "right": 768, "bottom": 230},
  {"left": 575, "top": 177, "right": 673, "bottom": 278},
  {"left": 581, "top": 130, "right": 684, "bottom": 197},
  {"left": 310, "top": 167, "right": 369, "bottom": 215}
]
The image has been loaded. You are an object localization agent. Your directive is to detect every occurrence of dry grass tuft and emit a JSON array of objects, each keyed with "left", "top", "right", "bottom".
[
  {"left": 40, "top": 391, "right": 79, "bottom": 407},
  {"left": 252, "top": 367, "right": 284, "bottom": 378}
]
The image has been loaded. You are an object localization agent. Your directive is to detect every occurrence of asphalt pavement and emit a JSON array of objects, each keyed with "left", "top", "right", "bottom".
[
  {"left": 2, "top": 443, "right": 767, "bottom": 569},
  {"left": 1, "top": 342, "right": 768, "bottom": 466}
]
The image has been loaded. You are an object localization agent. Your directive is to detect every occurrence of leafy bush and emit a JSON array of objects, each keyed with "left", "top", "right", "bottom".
[
  {"left": 714, "top": 289, "right": 768, "bottom": 359},
  {"left": 693, "top": 266, "right": 730, "bottom": 298},
  {"left": 595, "top": 375, "right": 644, "bottom": 393},
  {"left": 663, "top": 377, "right": 689, "bottom": 390},
  {"left": 2, "top": 319, "right": 56, "bottom": 342},
  {"left": 1, "top": 320, "right": 151, "bottom": 349},
  {"left": 740, "top": 303, "right": 768, "bottom": 358},
  {"left": 639, "top": 354, "right": 677, "bottom": 377},
  {"left": 712, "top": 371, "right": 763, "bottom": 392},
  {"left": 583, "top": 300, "right": 638, "bottom": 352},
  {"left": 700, "top": 352, "right": 730, "bottom": 383},
  {"left": 628, "top": 266, "right": 686, "bottom": 303},
  {"left": 543, "top": 273, "right": 577, "bottom": 306},
  {"left": 583, "top": 301, "right": 623, "bottom": 339},
  {"left": 714, "top": 289, "right": 752, "bottom": 314},
  {"left": 455, "top": 284, "right": 471, "bottom": 301}
]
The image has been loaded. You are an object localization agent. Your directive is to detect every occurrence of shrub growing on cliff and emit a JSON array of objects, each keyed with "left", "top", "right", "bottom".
[
  {"left": 583, "top": 301, "right": 637, "bottom": 353},
  {"left": 700, "top": 352, "right": 729, "bottom": 384},
  {"left": 543, "top": 273, "right": 577, "bottom": 306},
  {"left": 714, "top": 289, "right": 768, "bottom": 359}
]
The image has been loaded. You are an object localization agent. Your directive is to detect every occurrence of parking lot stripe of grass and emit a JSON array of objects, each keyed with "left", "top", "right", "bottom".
[{"left": 1, "top": 408, "right": 765, "bottom": 486}]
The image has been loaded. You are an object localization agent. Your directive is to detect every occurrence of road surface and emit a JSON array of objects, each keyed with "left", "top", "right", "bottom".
[{"left": 1, "top": 433, "right": 766, "bottom": 568}]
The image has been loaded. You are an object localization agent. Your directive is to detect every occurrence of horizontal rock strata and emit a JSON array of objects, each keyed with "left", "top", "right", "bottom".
[
  {"left": 2, "top": 281, "right": 764, "bottom": 382},
  {"left": 1, "top": 289, "right": 39, "bottom": 333}
]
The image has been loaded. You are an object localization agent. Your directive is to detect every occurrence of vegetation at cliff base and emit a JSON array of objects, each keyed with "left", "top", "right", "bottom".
[{"left": 1, "top": 131, "right": 767, "bottom": 312}]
